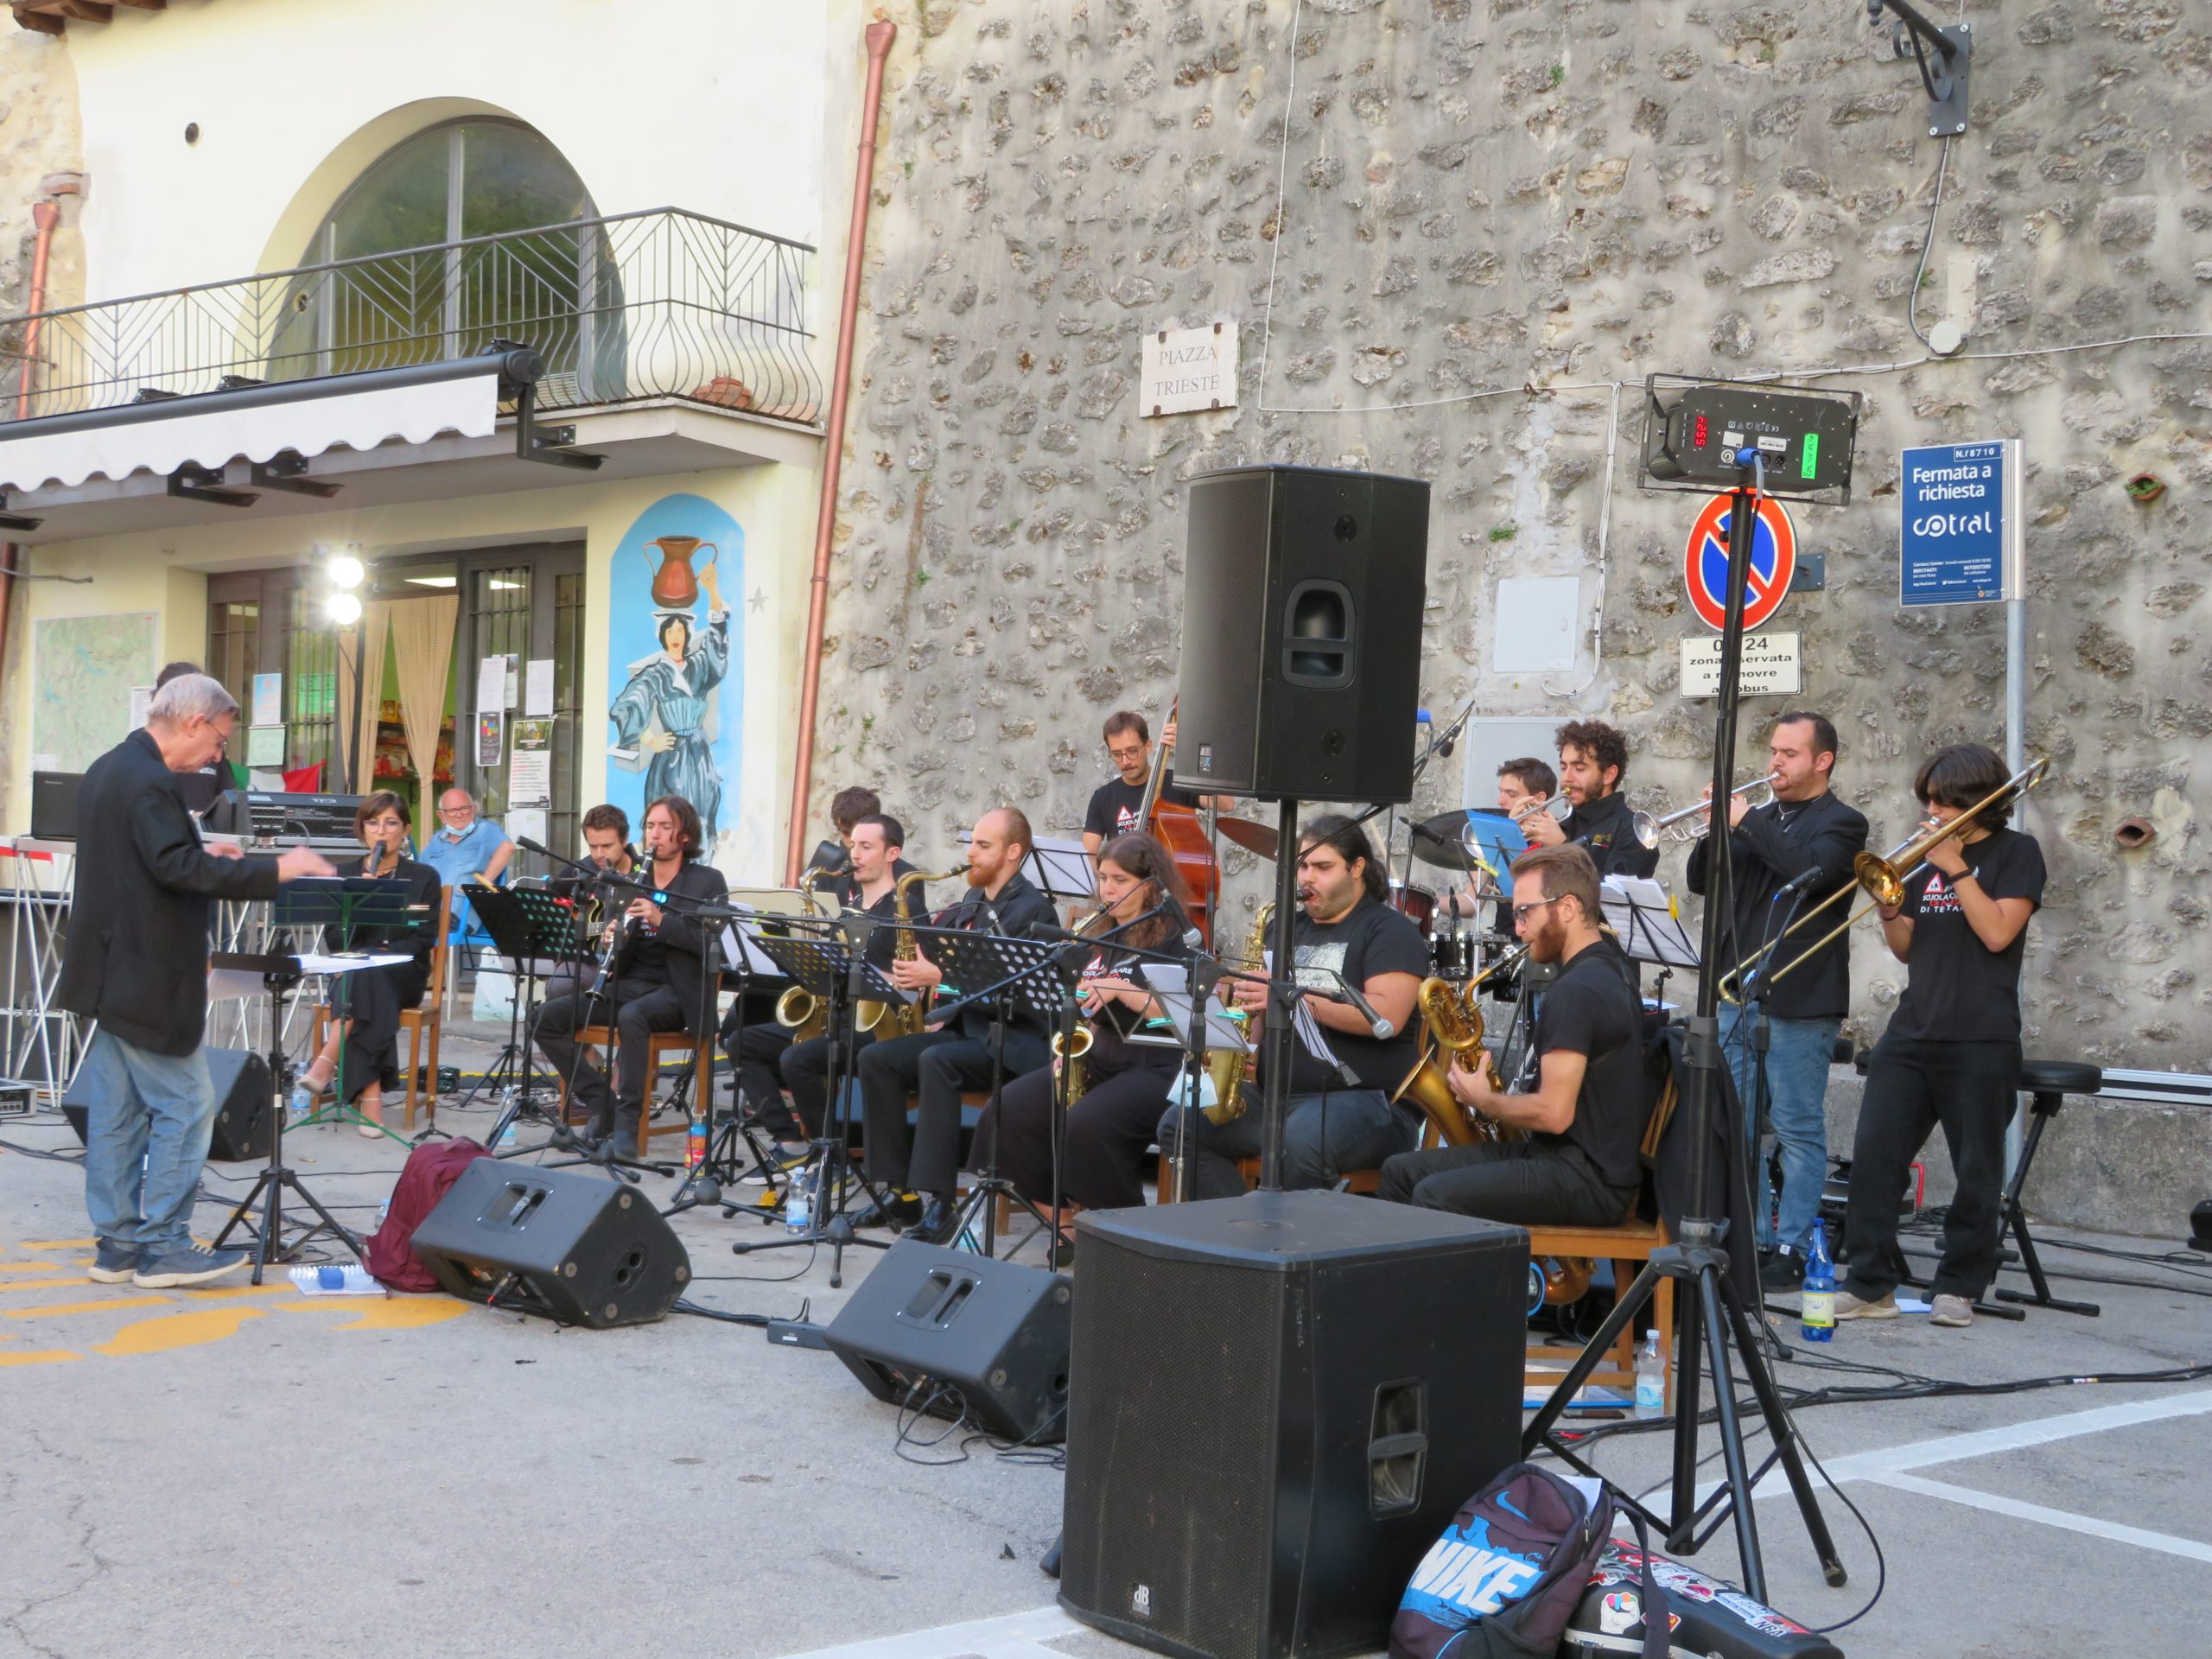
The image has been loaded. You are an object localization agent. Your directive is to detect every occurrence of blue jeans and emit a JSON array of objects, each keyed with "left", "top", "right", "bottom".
[
  {"left": 1156, "top": 1089, "right": 1419, "bottom": 1202},
  {"left": 1719, "top": 1003, "right": 1840, "bottom": 1255},
  {"left": 79, "top": 1029, "right": 219, "bottom": 1257}
]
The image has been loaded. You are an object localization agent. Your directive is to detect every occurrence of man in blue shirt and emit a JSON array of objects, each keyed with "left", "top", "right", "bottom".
[{"left": 420, "top": 788, "right": 513, "bottom": 944}]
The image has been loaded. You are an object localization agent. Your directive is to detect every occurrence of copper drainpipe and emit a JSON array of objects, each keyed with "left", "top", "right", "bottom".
[
  {"left": 0, "top": 195, "right": 67, "bottom": 728},
  {"left": 785, "top": 17, "right": 897, "bottom": 882}
]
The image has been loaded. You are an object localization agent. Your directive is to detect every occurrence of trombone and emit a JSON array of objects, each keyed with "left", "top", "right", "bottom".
[
  {"left": 1632, "top": 775, "right": 1777, "bottom": 850},
  {"left": 1717, "top": 757, "right": 2048, "bottom": 1002}
]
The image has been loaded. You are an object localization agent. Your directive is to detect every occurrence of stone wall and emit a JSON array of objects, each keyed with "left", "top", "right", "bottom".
[{"left": 812, "top": 0, "right": 2212, "bottom": 1073}]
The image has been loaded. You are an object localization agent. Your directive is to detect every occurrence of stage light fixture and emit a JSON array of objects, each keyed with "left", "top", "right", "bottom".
[
  {"left": 327, "top": 591, "right": 363, "bottom": 626},
  {"left": 328, "top": 552, "right": 365, "bottom": 589}
]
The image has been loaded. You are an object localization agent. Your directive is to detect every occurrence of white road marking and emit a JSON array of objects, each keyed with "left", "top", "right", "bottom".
[
  {"left": 1865, "top": 1472, "right": 2212, "bottom": 1565},
  {"left": 774, "top": 1605, "right": 1084, "bottom": 1659},
  {"left": 1811, "top": 1387, "right": 2212, "bottom": 1484}
]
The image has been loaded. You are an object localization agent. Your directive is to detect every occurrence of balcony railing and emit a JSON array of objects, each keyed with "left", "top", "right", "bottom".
[{"left": 0, "top": 207, "right": 823, "bottom": 431}]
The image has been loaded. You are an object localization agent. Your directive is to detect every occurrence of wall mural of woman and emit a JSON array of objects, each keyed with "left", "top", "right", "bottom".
[{"left": 606, "top": 493, "right": 745, "bottom": 855}]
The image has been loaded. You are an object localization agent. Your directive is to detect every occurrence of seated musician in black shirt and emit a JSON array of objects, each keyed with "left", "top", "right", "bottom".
[
  {"left": 1518, "top": 718, "right": 1659, "bottom": 880},
  {"left": 722, "top": 812, "right": 921, "bottom": 1160},
  {"left": 857, "top": 806, "right": 1056, "bottom": 1243},
  {"left": 1157, "top": 815, "right": 1431, "bottom": 1198},
  {"left": 289, "top": 791, "right": 442, "bottom": 1136},
  {"left": 972, "top": 833, "right": 1192, "bottom": 1237},
  {"left": 1083, "top": 711, "right": 1198, "bottom": 860},
  {"left": 543, "top": 803, "right": 639, "bottom": 1007},
  {"left": 535, "top": 794, "right": 729, "bottom": 1155},
  {"left": 1378, "top": 844, "right": 1646, "bottom": 1226}
]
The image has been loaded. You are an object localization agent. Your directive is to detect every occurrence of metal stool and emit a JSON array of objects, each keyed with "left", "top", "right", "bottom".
[{"left": 1993, "top": 1058, "right": 2104, "bottom": 1317}]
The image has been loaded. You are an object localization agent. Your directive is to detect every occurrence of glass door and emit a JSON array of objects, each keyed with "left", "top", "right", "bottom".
[{"left": 452, "top": 543, "right": 586, "bottom": 873}]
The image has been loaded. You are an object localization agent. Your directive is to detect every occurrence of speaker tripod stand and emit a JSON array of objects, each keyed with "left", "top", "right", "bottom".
[{"left": 1522, "top": 460, "right": 1845, "bottom": 1606}]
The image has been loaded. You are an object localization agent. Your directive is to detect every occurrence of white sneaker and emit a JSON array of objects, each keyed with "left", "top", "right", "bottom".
[
  {"left": 1833, "top": 1289, "right": 1898, "bottom": 1320},
  {"left": 1929, "top": 1294, "right": 1974, "bottom": 1328}
]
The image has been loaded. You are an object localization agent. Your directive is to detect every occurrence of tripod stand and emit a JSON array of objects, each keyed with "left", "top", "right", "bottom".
[
  {"left": 209, "top": 951, "right": 365, "bottom": 1283},
  {"left": 471, "top": 884, "right": 590, "bottom": 1153},
  {"left": 662, "top": 911, "right": 791, "bottom": 1217},
  {"left": 1522, "top": 461, "right": 1845, "bottom": 1605}
]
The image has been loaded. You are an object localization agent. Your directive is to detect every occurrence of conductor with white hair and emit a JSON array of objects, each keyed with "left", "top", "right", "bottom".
[{"left": 56, "top": 675, "right": 335, "bottom": 1289}]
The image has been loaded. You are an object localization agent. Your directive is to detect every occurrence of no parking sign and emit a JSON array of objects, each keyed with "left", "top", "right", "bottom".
[{"left": 1682, "top": 493, "right": 1796, "bottom": 631}]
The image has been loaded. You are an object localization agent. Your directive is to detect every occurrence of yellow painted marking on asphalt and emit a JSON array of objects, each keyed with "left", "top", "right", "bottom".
[
  {"left": 0, "top": 1348, "right": 82, "bottom": 1367},
  {"left": 0, "top": 1278, "right": 96, "bottom": 1294},
  {"left": 3, "top": 1296, "right": 172, "bottom": 1319},
  {"left": 279, "top": 1296, "right": 468, "bottom": 1331},
  {"left": 0, "top": 1261, "right": 70, "bottom": 1274},
  {"left": 18, "top": 1239, "right": 95, "bottom": 1249},
  {"left": 189, "top": 1282, "right": 307, "bottom": 1298},
  {"left": 95, "top": 1306, "right": 268, "bottom": 1357}
]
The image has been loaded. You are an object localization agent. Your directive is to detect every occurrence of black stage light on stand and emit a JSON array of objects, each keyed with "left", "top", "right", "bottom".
[{"left": 1526, "top": 376, "right": 1864, "bottom": 1609}]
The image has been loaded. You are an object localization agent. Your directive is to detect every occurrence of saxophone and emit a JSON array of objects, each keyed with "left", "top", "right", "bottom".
[
  {"left": 1390, "top": 943, "right": 1531, "bottom": 1147},
  {"left": 885, "top": 862, "right": 970, "bottom": 1038},
  {"left": 1203, "top": 901, "right": 1273, "bottom": 1125},
  {"left": 1051, "top": 906, "right": 1112, "bottom": 1104},
  {"left": 774, "top": 866, "right": 846, "bottom": 1039}
]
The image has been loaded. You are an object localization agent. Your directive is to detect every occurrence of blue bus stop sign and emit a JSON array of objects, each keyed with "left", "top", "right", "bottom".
[{"left": 1901, "top": 442, "right": 2012, "bottom": 606}]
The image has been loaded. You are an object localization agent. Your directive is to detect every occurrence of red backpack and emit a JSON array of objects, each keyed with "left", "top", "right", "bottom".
[{"left": 364, "top": 1137, "right": 492, "bottom": 1292}]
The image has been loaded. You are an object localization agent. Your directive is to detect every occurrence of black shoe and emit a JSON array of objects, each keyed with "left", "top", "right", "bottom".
[
  {"left": 1760, "top": 1247, "right": 1804, "bottom": 1294},
  {"left": 853, "top": 1191, "right": 922, "bottom": 1230},
  {"left": 906, "top": 1197, "right": 960, "bottom": 1247}
]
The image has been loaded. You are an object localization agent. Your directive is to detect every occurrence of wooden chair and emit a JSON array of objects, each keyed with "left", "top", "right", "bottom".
[
  {"left": 306, "top": 883, "right": 454, "bottom": 1133},
  {"left": 556, "top": 1026, "right": 712, "bottom": 1159}
]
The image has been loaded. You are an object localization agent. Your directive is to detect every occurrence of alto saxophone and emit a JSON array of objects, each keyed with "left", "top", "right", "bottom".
[
  {"left": 774, "top": 865, "right": 845, "bottom": 1040},
  {"left": 1051, "top": 906, "right": 1113, "bottom": 1104},
  {"left": 885, "top": 861, "right": 969, "bottom": 1038},
  {"left": 1203, "top": 901, "right": 1272, "bottom": 1125},
  {"left": 1390, "top": 943, "right": 1530, "bottom": 1146}
]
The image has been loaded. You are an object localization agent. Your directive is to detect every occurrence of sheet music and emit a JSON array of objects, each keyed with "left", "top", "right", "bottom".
[
  {"left": 1264, "top": 947, "right": 1351, "bottom": 1071},
  {"left": 722, "top": 925, "right": 786, "bottom": 979},
  {"left": 1139, "top": 963, "right": 1250, "bottom": 1052},
  {"left": 1601, "top": 876, "right": 1700, "bottom": 969}
]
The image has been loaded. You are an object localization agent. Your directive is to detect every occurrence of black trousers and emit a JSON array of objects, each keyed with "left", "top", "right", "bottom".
[
  {"left": 725, "top": 1020, "right": 798, "bottom": 1136},
  {"left": 535, "top": 981, "right": 690, "bottom": 1139},
  {"left": 332, "top": 959, "right": 429, "bottom": 1104},
  {"left": 1157, "top": 1089, "right": 1420, "bottom": 1202},
  {"left": 1376, "top": 1137, "right": 1636, "bottom": 1228},
  {"left": 859, "top": 1023, "right": 1051, "bottom": 1198},
  {"left": 1843, "top": 1034, "right": 2018, "bottom": 1302},
  {"left": 972, "top": 1039, "right": 1179, "bottom": 1213}
]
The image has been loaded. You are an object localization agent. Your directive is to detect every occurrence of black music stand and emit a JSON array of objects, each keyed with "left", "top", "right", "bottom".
[
  {"left": 473, "top": 883, "right": 593, "bottom": 1149},
  {"left": 208, "top": 949, "right": 364, "bottom": 1283},
  {"left": 905, "top": 925, "right": 1075, "bottom": 1260},
  {"left": 731, "top": 929, "right": 907, "bottom": 1287},
  {"left": 283, "top": 877, "right": 423, "bottom": 1145}
]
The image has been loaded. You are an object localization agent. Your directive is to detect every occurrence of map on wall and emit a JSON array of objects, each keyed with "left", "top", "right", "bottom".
[{"left": 31, "top": 612, "right": 158, "bottom": 773}]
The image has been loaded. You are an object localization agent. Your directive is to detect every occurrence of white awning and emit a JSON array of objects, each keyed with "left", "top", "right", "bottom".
[{"left": 0, "top": 365, "right": 502, "bottom": 495}]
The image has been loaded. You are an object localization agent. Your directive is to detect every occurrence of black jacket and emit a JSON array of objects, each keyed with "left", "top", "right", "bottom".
[
  {"left": 1562, "top": 791, "right": 1659, "bottom": 880},
  {"left": 613, "top": 856, "right": 732, "bottom": 1017},
  {"left": 329, "top": 855, "right": 444, "bottom": 973},
  {"left": 57, "top": 729, "right": 282, "bottom": 1056},
  {"left": 931, "top": 870, "right": 1058, "bottom": 1039},
  {"left": 1685, "top": 789, "right": 1870, "bottom": 1020}
]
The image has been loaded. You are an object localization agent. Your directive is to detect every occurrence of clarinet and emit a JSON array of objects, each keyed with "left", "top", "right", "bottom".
[{"left": 585, "top": 880, "right": 638, "bottom": 1001}]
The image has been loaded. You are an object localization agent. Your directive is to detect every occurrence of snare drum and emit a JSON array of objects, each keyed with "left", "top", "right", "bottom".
[
  {"left": 1431, "top": 931, "right": 1477, "bottom": 981},
  {"left": 1389, "top": 882, "right": 1438, "bottom": 938}
]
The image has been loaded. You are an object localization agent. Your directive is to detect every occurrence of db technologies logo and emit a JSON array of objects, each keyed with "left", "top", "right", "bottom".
[{"left": 1130, "top": 1583, "right": 1154, "bottom": 1617}]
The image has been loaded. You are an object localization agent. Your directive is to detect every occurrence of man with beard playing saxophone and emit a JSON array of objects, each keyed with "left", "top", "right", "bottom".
[
  {"left": 1377, "top": 843, "right": 1645, "bottom": 1225},
  {"left": 969, "top": 833, "right": 1194, "bottom": 1245}
]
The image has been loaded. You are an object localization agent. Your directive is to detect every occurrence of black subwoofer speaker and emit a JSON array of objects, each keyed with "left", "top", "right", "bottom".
[
  {"left": 410, "top": 1160, "right": 690, "bottom": 1327},
  {"left": 60, "top": 1045, "right": 271, "bottom": 1162},
  {"left": 1060, "top": 1190, "right": 1527, "bottom": 1659},
  {"left": 824, "top": 1239, "right": 1073, "bottom": 1443},
  {"left": 1176, "top": 464, "right": 1430, "bottom": 804}
]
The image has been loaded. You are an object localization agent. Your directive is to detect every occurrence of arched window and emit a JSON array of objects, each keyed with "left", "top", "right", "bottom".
[{"left": 272, "top": 120, "right": 619, "bottom": 393}]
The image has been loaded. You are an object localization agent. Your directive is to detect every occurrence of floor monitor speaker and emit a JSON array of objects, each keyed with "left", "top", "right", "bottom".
[
  {"left": 1176, "top": 464, "right": 1430, "bottom": 804},
  {"left": 824, "top": 1239, "right": 1073, "bottom": 1444},
  {"left": 1059, "top": 1190, "right": 1527, "bottom": 1659},
  {"left": 410, "top": 1160, "right": 690, "bottom": 1327},
  {"left": 60, "top": 1045, "right": 271, "bottom": 1162}
]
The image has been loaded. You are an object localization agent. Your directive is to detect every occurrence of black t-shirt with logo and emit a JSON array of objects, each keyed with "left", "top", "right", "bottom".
[
  {"left": 1084, "top": 775, "right": 1198, "bottom": 842},
  {"left": 1272, "top": 897, "right": 1433, "bottom": 1093},
  {"left": 1887, "top": 827, "right": 2044, "bottom": 1045},
  {"left": 1529, "top": 935, "right": 1646, "bottom": 1191},
  {"left": 1561, "top": 790, "right": 1658, "bottom": 880}
]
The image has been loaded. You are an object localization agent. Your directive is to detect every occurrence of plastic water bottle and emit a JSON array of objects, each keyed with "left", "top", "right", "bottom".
[
  {"left": 686, "top": 1109, "right": 708, "bottom": 1171},
  {"left": 785, "top": 1162, "right": 815, "bottom": 1235},
  {"left": 287, "top": 1084, "right": 313, "bottom": 1128},
  {"left": 497, "top": 1117, "right": 518, "bottom": 1148},
  {"left": 1801, "top": 1221, "right": 1836, "bottom": 1344},
  {"left": 1633, "top": 1331, "right": 1666, "bottom": 1420},
  {"left": 289, "top": 1262, "right": 381, "bottom": 1295}
]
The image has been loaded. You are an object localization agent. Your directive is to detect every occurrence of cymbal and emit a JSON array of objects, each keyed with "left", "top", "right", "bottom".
[
  {"left": 1215, "top": 817, "right": 1280, "bottom": 860},
  {"left": 1408, "top": 811, "right": 1477, "bottom": 872}
]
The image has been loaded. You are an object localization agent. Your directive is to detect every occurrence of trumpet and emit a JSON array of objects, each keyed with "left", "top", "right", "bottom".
[
  {"left": 1718, "top": 757, "right": 2048, "bottom": 1001},
  {"left": 1631, "top": 775, "right": 1777, "bottom": 849}
]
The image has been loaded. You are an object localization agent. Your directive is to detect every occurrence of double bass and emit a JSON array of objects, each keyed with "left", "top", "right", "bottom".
[{"left": 1135, "top": 699, "right": 1218, "bottom": 945}]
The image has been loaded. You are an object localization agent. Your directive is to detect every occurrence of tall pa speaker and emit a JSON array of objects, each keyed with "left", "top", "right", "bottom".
[
  {"left": 1176, "top": 464, "right": 1430, "bottom": 804},
  {"left": 60, "top": 1045, "right": 271, "bottom": 1162},
  {"left": 824, "top": 1239, "right": 1072, "bottom": 1444},
  {"left": 1060, "top": 1191, "right": 1527, "bottom": 1659},
  {"left": 410, "top": 1160, "right": 690, "bottom": 1328}
]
